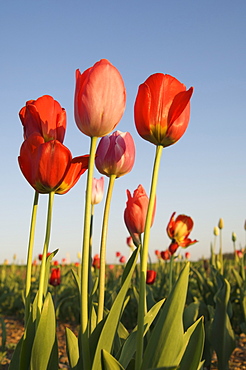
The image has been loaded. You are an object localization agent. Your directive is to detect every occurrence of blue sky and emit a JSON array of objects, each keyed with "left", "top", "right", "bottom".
[{"left": 1, "top": 0, "right": 246, "bottom": 264}]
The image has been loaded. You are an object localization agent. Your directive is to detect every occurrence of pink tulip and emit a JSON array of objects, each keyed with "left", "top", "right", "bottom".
[
  {"left": 91, "top": 177, "right": 104, "bottom": 205},
  {"left": 95, "top": 131, "right": 135, "bottom": 178},
  {"left": 124, "top": 185, "right": 156, "bottom": 244},
  {"left": 74, "top": 59, "right": 126, "bottom": 137}
]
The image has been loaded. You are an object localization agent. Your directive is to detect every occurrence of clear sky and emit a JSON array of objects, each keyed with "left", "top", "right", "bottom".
[{"left": 1, "top": 0, "right": 246, "bottom": 264}]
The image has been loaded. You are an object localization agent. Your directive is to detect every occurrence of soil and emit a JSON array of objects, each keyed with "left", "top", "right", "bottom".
[{"left": 0, "top": 316, "right": 246, "bottom": 369}]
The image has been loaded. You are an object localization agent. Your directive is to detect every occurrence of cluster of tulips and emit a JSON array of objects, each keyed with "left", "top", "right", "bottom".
[{"left": 11, "top": 59, "right": 206, "bottom": 370}]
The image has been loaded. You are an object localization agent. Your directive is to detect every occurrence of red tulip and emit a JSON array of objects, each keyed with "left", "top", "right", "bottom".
[
  {"left": 167, "top": 212, "right": 198, "bottom": 255},
  {"left": 146, "top": 270, "right": 157, "bottom": 284},
  {"left": 74, "top": 59, "right": 126, "bottom": 137},
  {"left": 116, "top": 251, "right": 121, "bottom": 258},
  {"left": 92, "top": 254, "right": 100, "bottom": 269},
  {"left": 160, "top": 250, "right": 170, "bottom": 261},
  {"left": 119, "top": 256, "right": 126, "bottom": 264},
  {"left": 49, "top": 268, "right": 61, "bottom": 287},
  {"left": 155, "top": 249, "right": 160, "bottom": 257},
  {"left": 185, "top": 252, "right": 191, "bottom": 260},
  {"left": 19, "top": 95, "right": 66, "bottom": 143},
  {"left": 124, "top": 185, "right": 156, "bottom": 244},
  {"left": 95, "top": 131, "right": 135, "bottom": 178},
  {"left": 91, "top": 177, "right": 104, "bottom": 205},
  {"left": 18, "top": 133, "right": 89, "bottom": 194},
  {"left": 38, "top": 252, "right": 51, "bottom": 261},
  {"left": 236, "top": 250, "right": 243, "bottom": 258},
  {"left": 134, "top": 73, "right": 193, "bottom": 147}
]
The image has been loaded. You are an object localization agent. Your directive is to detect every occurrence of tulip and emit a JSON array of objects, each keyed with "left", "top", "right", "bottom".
[
  {"left": 116, "top": 251, "right": 121, "bottom": 258},
  {"left": 146, "top": 270, "right": 157, "bottom": 285},
  {"left": 232, "top": 232, "right": 237, "bottom": 242},
  {"left": 74, "top": 59, "right": 126, "bottom": 137},
  {"left": 213, "top": 226, "right": 219, "bottom": 236},
  {"left": 218, "top": 218, "right": 224, "bottom": 229},
  {"left": 119, "top": 256, "right": 126, "bottom": 263},
  {"left": 18, "top": 133, "right": 89, "bottom": 194},
  {"left": 49, "top": 268, "right": 61, "bottom": 287},
  {"left": 19, "top": 95, "right": 66, "bottom": 143},
  {"left": 92, "top": 254, "right": 100, "bottom": 269},
  {"left": 154, "top": 249, "right": 160, "bottom": 257},
  {"left": 160, "top": 250, "right": 170, "bottom": 261},
  {"left": 236, "top": 250, "right": 243, "bottom": 258},
  {"left": 134, "top": 73, "right": 193, "bottom": 147},
  {"left": 91, "top": 177, "right": 104, "bottom": 205},
  {"left": 124, "top": 185, "right": 156, "bottom": 245},
  {"left": 185, "top": 252, "right": 191, "bottom": 260},
  {"left": 167, "top": 212, "right": 198, "bottom": 255},
  {"left": 95, "top": 131, "right": 135, "bottom": 178}
]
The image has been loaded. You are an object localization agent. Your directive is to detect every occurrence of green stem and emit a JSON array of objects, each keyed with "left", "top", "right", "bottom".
[
  {"left": 97, "top": 174, "right": 116, "bottom": 324},
  {"left": 219, "top": 230, "right": 224, "bottom": 275},
  {"left": 80, "top": 136, "right": 98, "bottom": 369},
  {"left": 24, "top": 191, "right": 39, "bottom": 327},
  {"left": 135, "top": 144, "right": 163, "bottom": 370},
  {"left": 37, "top": 191, "right": 55, "bottom": 322},
  {"left": 169, "top": 255, "right": 174, "bottom": 294}
]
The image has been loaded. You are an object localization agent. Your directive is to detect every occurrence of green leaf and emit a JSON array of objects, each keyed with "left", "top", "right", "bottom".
[
  {"left": 9, "top": 336, "right": 23, "bottom": 370},
  {"left": 71, "top": 268, "right": 81, "bottom": 294},
  {"left": 119, "top": 298, "right": 165, "bottom": 368},
  {"left": 211, "top": 275, "right": 235, "bottom": 370},
  {"left": 141, "top": 263, "right": 190, "bottom": 369},
  {"left": 30, "top": 293, "right": 57, "bottom": 370},
  {"left": 179, "top": 317, "right": 205, "bottom": 370},
  {"left": 102, "top": 349, "right": 125, "bottom": 370},
  {"left": 91, "top": 246, "right": 140, "bottom": 370},
  {"left": 66, "top": 327, "right": 79, "bottom": 368},
  {"left": 183, "top": 301, "right": 200, "bottom": 331},
  {"left": 45, "top": 250, "right": 59, "bottom": 293}
]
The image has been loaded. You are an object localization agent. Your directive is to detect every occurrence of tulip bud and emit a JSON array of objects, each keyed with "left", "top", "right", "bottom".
[
  {"left": 232, "top": 232, "right": 237, "bottom": 242},
  {"left": 213, "top": 226, "right": 219, "bottom": 236},
  {"left": 218, "top": 218, "right": 224, "bottom": 229},
  {"left": 91, "top": 177, "right": 104, "bottom": 205},
  {"left": 146, "top": 270, "right": 157, "bottom": 285},
  {"left": 95, "top": 131, "right": 135, "bottom": 178}
]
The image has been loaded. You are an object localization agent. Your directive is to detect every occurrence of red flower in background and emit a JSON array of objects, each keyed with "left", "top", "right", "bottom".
[
  {"left": 19, "top": 95, "right": 66, "bottom": 143},
  {"left": 74, "top": 59, "right": 126, "bottom": 137},
  {"left": 38, "top": 252, "right": 51, "bottom": 261},
  {"left": 49, "top": 268, "right": 61, "bottom": 287},
  {"left": 18, "top": 134, "right": 89, "bottom": 194},
  {"left": 134, "top": 73, "right": 193, "bottom": 147},
  {"left": 116, "top": 251, "right": 121, "bottom": 258},
  {"left": 160, "top": 250, "right": 170, "bottom": 261},
  {"left": 167, "top": 212, "right": 198, "bottom": 255},
  {"left": 146, "top": 270, "right": 157, "bottom": 285},
  {"left": 92, "top": 254, "right": 100, "bottom": 269},
  {"left": 119, "top": 256, "right": 126, "bottom": 264}
]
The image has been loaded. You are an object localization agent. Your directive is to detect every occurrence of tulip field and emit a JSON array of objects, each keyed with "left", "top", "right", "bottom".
[{"left": 0, "top": 59, "right": 245, "bottom": 369}]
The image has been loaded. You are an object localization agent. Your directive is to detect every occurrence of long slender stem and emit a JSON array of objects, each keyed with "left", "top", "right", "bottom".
[
  {"left": 37, "top": 191, "right": 55, "bottom": 321},
  {"left": 135, "top": 145, "right": 163, "bottom": 370},
  {"left": 169, "top": 255, "right": 174, "bottom": 294},
  {"left": 80, "top": 136, "right": 98, "bottom": 369},
  {"left": 97, "top": 174, "right": 116, "bottom": 324},
  {"left": 24, "top": 191, "right": 39, "bottom": 327}
]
